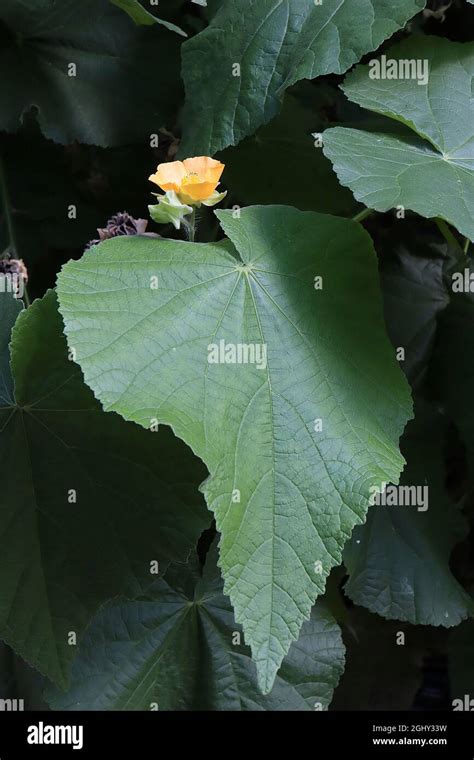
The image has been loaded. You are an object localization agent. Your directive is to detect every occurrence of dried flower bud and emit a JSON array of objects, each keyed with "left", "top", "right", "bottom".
[{"left": 87, "top": 212, "right": 149, "bottom": 249}]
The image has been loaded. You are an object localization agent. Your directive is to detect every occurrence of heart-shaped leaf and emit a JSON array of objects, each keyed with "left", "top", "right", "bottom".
[{"left": 56, "top": 205, "right": 412, "bottom": 693}]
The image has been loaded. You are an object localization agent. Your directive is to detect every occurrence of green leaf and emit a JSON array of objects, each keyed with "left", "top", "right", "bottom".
[
  {"left": 323, "top": 36, "right": 474, "bottom": 240},
  {"left": 110, "top": 0, "right": 187, "bottom": 36},
  {"left": 179, "top": 0, "right": 425, "bottom": 157},
  {"left": 46, "top": 545, "right": 345, "bottom": 710},
  {"left": 56, "top": 204, "right": 412, "bottom": 693},
  {"left": 0, "top": 290, "right": 209, "bottom": 687},
  {"left": 0, "top": 0, "right": 181, "bottom": 146},
  {"left": 344, "top": 403, "right": 474, "bottom": 626},
  {"left": 220, "top": 94, "right": 357, "bottom": 216}
]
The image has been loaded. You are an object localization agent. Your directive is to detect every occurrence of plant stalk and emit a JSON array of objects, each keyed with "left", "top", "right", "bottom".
[{"left": 352, "top": 207, "right": 374, "bottom": 224}]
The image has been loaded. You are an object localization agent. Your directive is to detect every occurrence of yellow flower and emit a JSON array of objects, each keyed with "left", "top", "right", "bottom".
[{"left": 149, "top": 156, "right": 225, "bottom": 206}]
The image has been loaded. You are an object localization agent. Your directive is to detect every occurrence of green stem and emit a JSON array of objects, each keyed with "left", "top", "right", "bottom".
[
  {"left": 464, "top": 237, "right": 471, "bottom": 256},
  {"left": 435, "top": 218, "right": 463, "bottom": 254},
  {"left": 352, "top": 207, "right": 374, "bottom": 224},
  {"left": 0, "top": 154, "right": 17, "bottom": 257}
]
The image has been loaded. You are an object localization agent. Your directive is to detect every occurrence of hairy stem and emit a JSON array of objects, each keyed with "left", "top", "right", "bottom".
[{"left": 184, "top": 208, "right": 196, "bottom": 242}]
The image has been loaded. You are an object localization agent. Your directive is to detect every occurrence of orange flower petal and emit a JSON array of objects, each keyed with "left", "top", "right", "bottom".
[
  {"left": 179, "top": 181, "right": 219, "bottom": 202},
  {"left": 149, "top": 160, "right": 186, "bottom": 192},
  {"left": 182, "top": 156, "right": 224, "bottom": 186},
  {"left": 148, "top": 176, "right": 180, "bottom": 192}
]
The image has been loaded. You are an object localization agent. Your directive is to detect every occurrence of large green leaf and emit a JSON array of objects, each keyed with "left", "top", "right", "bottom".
[
  {"left": 344, "top": 404, "right": 473, "bottom": 626},
  {"left": 323, "top": 36, "right": 474, "bottom": 240},
  {"left": 0, "top": 0, "right": 181, "bottom": 146},
  {"left": 46, "top": 546, "right": 345, "bottom": 710},
  {"left": 179, "top": 0, "right": 425, "bottom": 157},
  {"left": 56, "top": 205, "right": 412, "bottom": 693},
  {"left": 0, "top": 291, "right": 209, "bottom": 687}
]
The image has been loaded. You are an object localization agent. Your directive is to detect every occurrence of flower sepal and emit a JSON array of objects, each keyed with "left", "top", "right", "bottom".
[
  {"left": 148, "top": 191, "right": 193, "bottom": 230},
  {"left": 201, "top": 190, "right": 228, "bottom": 207}
]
